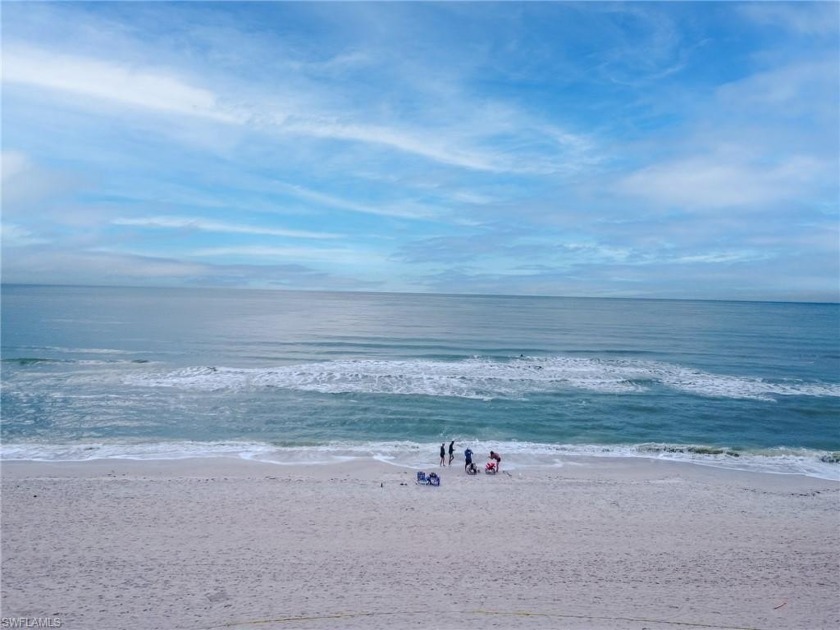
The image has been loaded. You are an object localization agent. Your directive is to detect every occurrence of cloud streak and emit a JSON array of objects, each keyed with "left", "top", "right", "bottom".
[
  {"left": 1, "top": 43, "right": 590, "bottom": 176},
  {"left": 1, "top": 46, "right": 242, "bottom": 123},
  {"left": 617, "top": 154, "right": 830, "bottom": 211},
  {"left": 112, "top": 216, "right": 342, "bottom": 240}
]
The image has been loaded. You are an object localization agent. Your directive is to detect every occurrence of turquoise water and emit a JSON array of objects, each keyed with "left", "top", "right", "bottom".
[{"left": 2, "top": 285, "right": 838, "bottom": 478}]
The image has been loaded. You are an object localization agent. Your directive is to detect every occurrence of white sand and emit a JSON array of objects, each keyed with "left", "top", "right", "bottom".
[{"left": 1, "top": 457, "right": 837, "bottom": 630}]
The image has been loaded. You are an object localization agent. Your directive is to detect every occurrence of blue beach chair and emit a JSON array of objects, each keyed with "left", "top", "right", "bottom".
[{"left": 416, "top": 471, "right": 440, "bottom": 486}]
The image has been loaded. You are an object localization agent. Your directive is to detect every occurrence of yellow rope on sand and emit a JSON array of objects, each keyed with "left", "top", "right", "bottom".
[{"left": 205, "top": 608, "right": 766, "bottom": 630}]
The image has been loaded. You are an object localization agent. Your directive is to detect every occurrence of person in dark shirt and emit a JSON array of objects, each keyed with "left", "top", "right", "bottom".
[
  {"left": 464, "top": 447, "right": 473, "bottom": 472},
  {"left": 439, "top": 443, "right": 446, "bottom": 466},
  {"left": 448, "top": 440, "right": 455, "bottom": 465}
]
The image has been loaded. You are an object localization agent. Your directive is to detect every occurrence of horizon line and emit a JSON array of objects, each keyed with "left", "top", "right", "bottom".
[{"left": 2, "top": 282, "right": 838, "bottom": 306}]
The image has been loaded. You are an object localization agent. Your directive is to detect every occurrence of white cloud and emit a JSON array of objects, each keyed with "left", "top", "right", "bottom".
[
  {"left": 2, "top": 248, "right": 209, "bottom": 282},
  {"left": 0, "top": 223, "right": 49, "bottom": 247},
  {"left": 1, "top": 150, "right": 31, "bottom": 182},
  {"left": 716, "top": 58, "right": 839, "bottom": 117},
  {"left": 2, "top": 32, "right": 597, "bottom": 176},
  {"left": 1, "top": 46, "right": 589, "bottom": 175},
  {"left": 274, "top": 181, "right": 446, "bottom": 221},
  {"left": 112, "top": 216, "right": 342, "bottom": 240},
  {"left": 670, "top": 251, "right": 770, "bottom": 265},
  {"left": 1, "top": 46, "right": 243, "bottom": 124},
  {"left": 1, "top": 150, "right": 89, "bottom": 216},
  {"left": 617, "top": 154, "right": 830, "bottom": 210},
  {"left": 739, "top": 2, "right": 840, "bottom": 36},
  {"left": 286, "top": 50, "right": 373, "bottom": 75},
  {"left": 594, "top": 4, "right": 687, "bottom": 84},
  {"left": 284, "top": 119, "right": 513, "bottom": 173},
  {"left": 278, "top": 183, "right": 406, "bottom": 219},
  {"left": 189, "top": 245, "right": 386, "bottom": 266}
]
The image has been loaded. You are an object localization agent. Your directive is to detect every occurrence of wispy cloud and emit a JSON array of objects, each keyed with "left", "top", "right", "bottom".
[
  {"left": 274, "top": 182, "right": 441, "bottom": 221},
  {"left": 1, "top": 150, "right": 89, "bottom": 218},
  {"left": 112, "top": 216, "right": 342, "bottom": 240},
  {"left": 715, "top": 57, "right": 839, "bottom": 122},
  {"left": 1, "top": 46, "right": 242, "bottom": 124},
  {"left": 617, "top": 154, "right": 830, "bottom": 211},
  {"left": 669, "top": 251, "right": 770, "bottom": 265},
  {"left": 1, "top": 245, "right": 377, "bottom": 290},
  {"left": 0, "top": 223, "right": 50, "bottom": 247},
  {"left": 739, "top": 2, "right": 840, "bottom": 36},
  {"left": 188, "top": 245, "right": 387, "bottom": 267},
  {"left": 593, "top": 3, "right": 688, "bottom": 86},
  {"left": 0, "top": 43, "right": 591, "bottom": 175},
  {"left": 1, "top": 150, "right": 30, "bottom": 181}
]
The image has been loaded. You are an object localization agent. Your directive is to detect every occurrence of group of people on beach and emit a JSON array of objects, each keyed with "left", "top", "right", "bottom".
[
  {"left": 439, "top": 441, "right": 455, "bottom": 466},
  {"left": 439, "top": 441, "right": 501, "bottom": 474}
]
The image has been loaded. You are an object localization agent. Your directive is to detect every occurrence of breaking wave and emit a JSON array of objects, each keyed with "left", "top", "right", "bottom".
[{"left": 122, "top": 356, "right": 840, "bottom": 402}]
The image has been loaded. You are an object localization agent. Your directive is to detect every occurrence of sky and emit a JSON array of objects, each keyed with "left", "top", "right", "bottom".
[{"left": 1, "top": 1, "right": 838, "bottom": 301}]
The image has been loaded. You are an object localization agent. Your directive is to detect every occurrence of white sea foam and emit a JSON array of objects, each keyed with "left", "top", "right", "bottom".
[
  {"left": 22, "top": 345, "right": 134, "bottom": 355},
  {"left": 2, "top": 440, "right": 837, "bottom": 480},
  {"left": 0, "top": 441, "right": 279, "bottom": 462},
  {"left": 122, "top": 356, "right": 840, "bottom": 401}
]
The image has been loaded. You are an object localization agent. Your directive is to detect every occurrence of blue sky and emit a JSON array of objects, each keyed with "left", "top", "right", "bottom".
[{"left": 2, "top": 1, "right": 838, "bottom": 301}]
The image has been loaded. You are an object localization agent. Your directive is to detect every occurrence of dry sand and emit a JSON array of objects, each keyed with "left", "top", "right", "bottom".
[{"left": 1, "top": 457, "right": 837, "bottom": 630}]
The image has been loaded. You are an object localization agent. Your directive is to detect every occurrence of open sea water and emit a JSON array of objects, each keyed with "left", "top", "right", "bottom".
[{"left": 1, "top": 285, "right": 838, "bottom": 479}]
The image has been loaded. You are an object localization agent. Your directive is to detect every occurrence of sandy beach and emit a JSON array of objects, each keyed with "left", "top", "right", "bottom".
[{"left": 1, "top": 457, "right": 837, "bottom": 630}]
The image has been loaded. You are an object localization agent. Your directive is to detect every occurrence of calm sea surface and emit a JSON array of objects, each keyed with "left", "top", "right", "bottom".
[{"left": 2, "top": 285, "right": 838, "bottom": 478}]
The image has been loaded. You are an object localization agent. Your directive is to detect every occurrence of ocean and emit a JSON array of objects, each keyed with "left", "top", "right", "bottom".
[{"left": 1, "top": 285, "right": 838, "bottom": 479}]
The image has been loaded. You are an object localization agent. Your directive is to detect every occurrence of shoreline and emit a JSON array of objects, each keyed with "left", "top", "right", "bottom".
[
  {"left": 1, "top": 453, "right": 838, "bottom": 486},
  {"left": 2, "top": 438, "right": 837, "bottom": 481},
  {"left": 2, "top": 457, "right": 838, "bottom": 629}
]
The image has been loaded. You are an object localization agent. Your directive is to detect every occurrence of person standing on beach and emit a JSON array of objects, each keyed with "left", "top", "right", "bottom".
[
  {"left": 464, "top": 447, "right": 473, "bottom": 472},
  {"left": 448, "top": 440, "right": 455, "bottom": 465},
  {"left": 440, "top": 443, "right": 446, "bottom": 466},
  {"left": 489, "top": 450, "right": 501, "bottom": 472}
]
